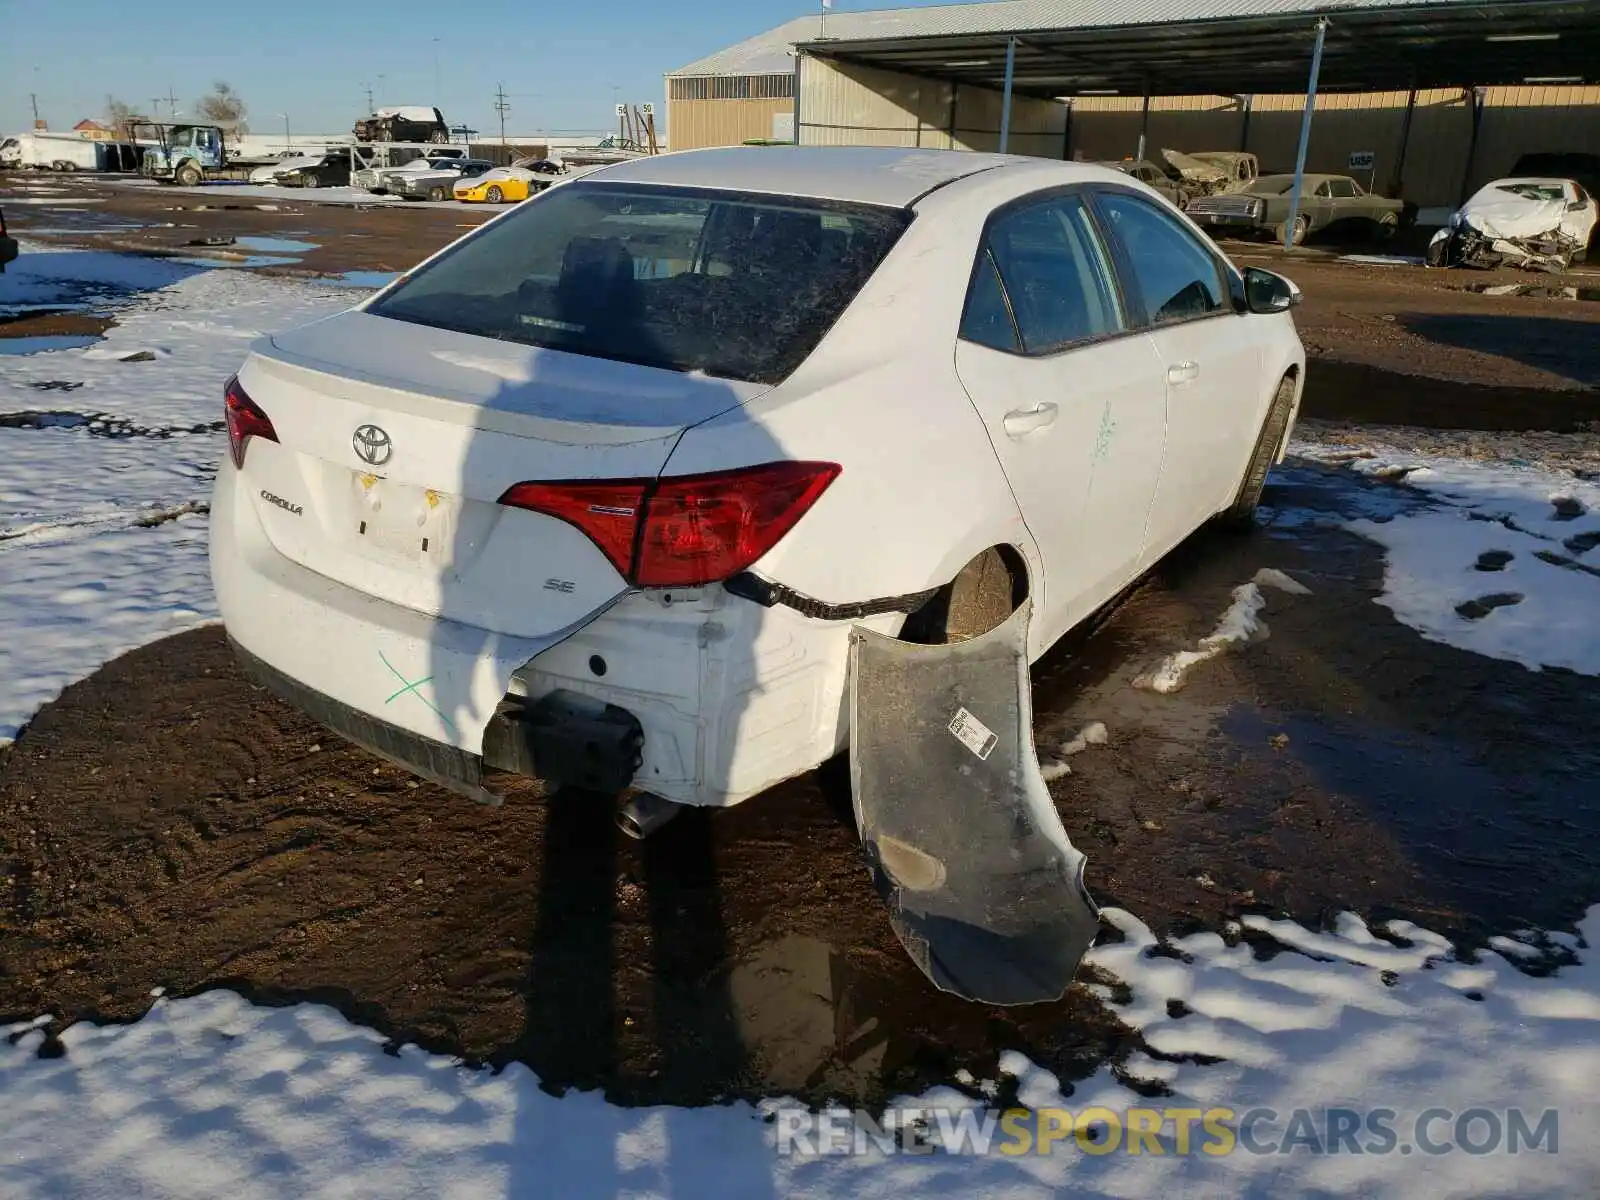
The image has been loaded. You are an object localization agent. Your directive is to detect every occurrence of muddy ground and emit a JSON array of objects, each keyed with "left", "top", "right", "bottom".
[{"left": 2, "top": 172, "right": 1599, "bottom": 1110}]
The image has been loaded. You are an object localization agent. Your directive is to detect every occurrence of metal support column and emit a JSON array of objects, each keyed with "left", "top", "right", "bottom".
[
  {"left": 793, "top": 51, "right": 804, "bottom": 145},
  {"left": 1238, "top": 94, "right": 1253, "bottom": 152},
  {"left": 1459, "top": 85, "right": 1486, "bottom": 205},
  {"left": 999, "top": 36, "right": 1017, "bottom": 152},
  {"left": 1391, "top": 85, "right": 1416, "bottom": 196},
  {"left": 1061, "top": 98, "right": 1073, "bottom": 160},
  {"left": 1284, "top": 18, "right": 1329, "bottom": 250},
  {"left": 1135, "top": 89, "right": 1151, "bottom": 162}
]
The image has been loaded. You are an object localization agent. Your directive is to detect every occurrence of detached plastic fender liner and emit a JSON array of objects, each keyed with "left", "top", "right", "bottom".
[
  {"left": 848, "top": 600, "right": 1101, "bottom": 1006},
  {"left": 725, "top": 571, "right": 939, "bottom": 621}
]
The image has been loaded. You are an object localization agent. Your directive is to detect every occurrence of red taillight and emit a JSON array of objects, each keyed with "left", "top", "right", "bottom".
[
  {"left": 499, "top": 461, "right": 840, "bottom": 588},
  {"left": 496, "top": 479, "right": 648, "bottom": 579},
  {"left": 224, "top": 376, "right": 278, "bottom": 469}
]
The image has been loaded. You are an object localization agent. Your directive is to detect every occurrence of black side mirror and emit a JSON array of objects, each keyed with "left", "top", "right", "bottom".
[{"left": 1244, "top": 266, "right": 1301, "bottom": 314}]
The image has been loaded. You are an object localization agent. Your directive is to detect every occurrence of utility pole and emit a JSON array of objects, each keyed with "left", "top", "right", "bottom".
[
  {"left": 164, "top": 86, "right": 179, "bottom": 117},
  {"left": 494, "top": 83, "right": 510, "bottom": 146},
  {"left": 362, "top": 81, "right": 374, "bottom": 115},
  {"left": 151, "top": 97, "right": 165, "bottom": 121},
  {"left": 30, "top": 92, "right": 41, "bottom": 126}
]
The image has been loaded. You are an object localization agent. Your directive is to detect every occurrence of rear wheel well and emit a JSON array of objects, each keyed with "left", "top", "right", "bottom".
[{"left": 901, "top": 545, "right": 1030, "bottom": 645}]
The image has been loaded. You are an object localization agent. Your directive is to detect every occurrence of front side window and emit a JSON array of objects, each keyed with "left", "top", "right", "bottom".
[
  {"left": 1094, "top": 191, "right": 1228, "bottom": 325},
  {"left": 969, "top": 194, "right": 1123, "bottom": 355},
  {"left": 1327, "top": 178, "right": 1358, "bottom": 199},
  {"left": 370, "top": 184, "right": 910, "bottom": 385}
]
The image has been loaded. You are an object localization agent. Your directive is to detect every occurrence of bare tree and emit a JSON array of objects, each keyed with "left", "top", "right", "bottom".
[
  {"left": 104, "top": 95, "right": 148, "bottom": 139},
  {"left": 195, "top": 81, "right": 248, "bottom": 133}
]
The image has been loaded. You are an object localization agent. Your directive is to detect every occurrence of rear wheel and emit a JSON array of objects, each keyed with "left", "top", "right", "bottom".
[
  {"left": 486, "top": 185, "right": 504, "bottom": 204},
  {"left": 175, "top": 161, "right": 202, "bottom": 187},
  {"left": 1275, "top": 214, "right": 1309, "bottom": 247},
  {"left": 429, "top": 129, "right": 450, "bottom": 144},
  {"left": 428, "top": 185, "right": 447, "bottom": 202},
  {"left": 1220, "top": 375, "right": 1297, "bottom": 528}
]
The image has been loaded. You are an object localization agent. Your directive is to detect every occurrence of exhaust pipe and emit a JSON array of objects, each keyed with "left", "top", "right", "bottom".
[{"left": 617, "top": 792, "right": 682, "bottom": 840}]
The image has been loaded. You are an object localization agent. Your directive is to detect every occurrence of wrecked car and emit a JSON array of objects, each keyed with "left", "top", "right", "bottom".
[
  {"left": 1186, "top": 172, "right": 1404, "bottom": 245},
  {"left": 1159, "top": 150, "right": 1259, "bottom": 199},
  {"left": 1427, "top": 177, "right": 1597, "bottom": 271},
  {"left": 353, "top": 105, "right": 451, "bottom": 145},
  {"left": 1098, "top": 159, "right": 1190, "bottom": 208},
  {"left": 210, "top": 148, "right": 1305, "bottom": 1001}
]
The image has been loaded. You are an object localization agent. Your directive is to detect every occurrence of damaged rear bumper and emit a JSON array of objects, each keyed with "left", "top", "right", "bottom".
[{"left": 849, "top": 600, "right": 1100, "bottom": 1005}]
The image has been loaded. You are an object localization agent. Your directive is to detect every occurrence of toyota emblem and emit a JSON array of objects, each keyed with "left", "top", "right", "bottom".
[{"left": 352, "top": 424, "right": 393, "bottom": 467}]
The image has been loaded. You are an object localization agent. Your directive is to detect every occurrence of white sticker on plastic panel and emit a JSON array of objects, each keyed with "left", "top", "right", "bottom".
[{"left": 948, "top": 706, "right": 999, "bottom": 760}]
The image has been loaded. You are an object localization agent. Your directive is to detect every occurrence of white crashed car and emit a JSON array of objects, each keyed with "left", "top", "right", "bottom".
[
  {"left": 211, "top": 146, "right": 1305, "bottom": 818},
  {"left": 249, "top": 154, "right": 325, "bottom": 185},
  {"left": 1429, "top": 177, "right": 1598, "bottom": 270}
]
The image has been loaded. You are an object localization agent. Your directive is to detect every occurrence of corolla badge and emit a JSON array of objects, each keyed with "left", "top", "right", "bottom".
[{"left": 352, "top": 424, "right": 393, "bottom": 466}]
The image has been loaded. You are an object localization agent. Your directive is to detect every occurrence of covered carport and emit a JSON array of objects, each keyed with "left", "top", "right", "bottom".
[{"left": 795, "top": 0, "right": 1600, "bottom": 243}]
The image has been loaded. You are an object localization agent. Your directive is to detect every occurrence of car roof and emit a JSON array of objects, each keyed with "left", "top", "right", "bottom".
[{"left": 581, "top": 146, "right": 1057, "bottom": 208}]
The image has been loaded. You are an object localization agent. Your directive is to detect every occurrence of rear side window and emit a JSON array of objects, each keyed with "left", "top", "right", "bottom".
[
  {"left": 959, "top": 252, "right": 1019, "bottom": 352},
  {"left": 369, "top": 183, "right": 910, "bottom": 385},
  {"left": 1094, "top": 191, "right": 1227, "bottom": 325},
  {"left": 966, "top": 194, "right": 1123, "bottom": 355}
]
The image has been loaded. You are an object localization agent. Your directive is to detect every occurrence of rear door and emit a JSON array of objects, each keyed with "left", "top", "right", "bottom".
[
  {"left": 954, "top": 190, "right": 1168, "bottom": 646},
  {"left": 1090, "top": 187, "right": 1264, "bottom": 563}
]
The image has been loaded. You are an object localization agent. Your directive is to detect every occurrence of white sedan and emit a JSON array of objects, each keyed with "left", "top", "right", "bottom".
[{"left": 211, "top": 146, "right": 1305, "bottom": 820}]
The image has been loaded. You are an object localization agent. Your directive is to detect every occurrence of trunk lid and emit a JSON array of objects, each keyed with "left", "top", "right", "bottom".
[{"left": 236, "top": 310, "right": 765, "bottom": 637}]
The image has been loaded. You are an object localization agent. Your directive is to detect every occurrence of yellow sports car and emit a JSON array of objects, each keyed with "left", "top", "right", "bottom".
[{"left": 453, "top": 166, "right": 544, "bottom": 204}]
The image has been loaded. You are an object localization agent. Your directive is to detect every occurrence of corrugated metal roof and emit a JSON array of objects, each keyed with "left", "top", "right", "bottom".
[{"left": 669, "top": 0, "right": 1491, "bottom": 77}]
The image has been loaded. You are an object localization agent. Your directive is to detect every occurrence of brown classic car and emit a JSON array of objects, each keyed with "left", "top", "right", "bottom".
[{"left": 1185, "top": 173, "right": 1406, "bottom": 245}]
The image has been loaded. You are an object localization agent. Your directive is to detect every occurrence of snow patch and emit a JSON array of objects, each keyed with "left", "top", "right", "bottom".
[
  {"left": 1252, "top": 567, "right": 1312, "bottom": 596},
  {"left": 1301, "top": 444, "right": 1600, "bottom": 675},
  {"left": 1135, "top": 583, "right": 1270, "bottom": 694},
  {"left": 1, "top": 907, "right": 1595, "bottom": 1197}
]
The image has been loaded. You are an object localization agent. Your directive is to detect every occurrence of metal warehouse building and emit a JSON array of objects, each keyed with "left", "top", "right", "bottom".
[{"left": 666, "top": 0, "right": 1600, "bottom": 210}]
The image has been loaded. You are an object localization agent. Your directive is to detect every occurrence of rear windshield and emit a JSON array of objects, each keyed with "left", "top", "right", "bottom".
[
  {"left": 368, "top": 183, "right": 911, "bottom": 385},
  {"left": 1250, "top": 176, "right": 1299, "bottom": 195}
]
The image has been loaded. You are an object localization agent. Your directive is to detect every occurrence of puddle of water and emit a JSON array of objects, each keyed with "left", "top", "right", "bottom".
[
  {"left": 1462, "top": 282, "right": 1600, "bottom": 302},
  {"left": 234, "top": 236, "right": 319, "bottom": 254},
  {"left": 3, "top": 198, "right": 107, "bottom": 206},
  {"left": 1341, "top": 254, "right": 1425, "bottom": 267},
  {"left": 331, "top": 270, "right": 400, "bottom": 289},
  {"left": 167, "top": 255, "right": 303, "bottom": 270},
  {"left": 0, "top": 335, "right": 102, "bottom": 355}
]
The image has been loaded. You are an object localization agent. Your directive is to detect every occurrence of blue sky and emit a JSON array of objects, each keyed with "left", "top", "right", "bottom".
[{"left": 1, "top": 0, "right": 953, "bottom": 140}]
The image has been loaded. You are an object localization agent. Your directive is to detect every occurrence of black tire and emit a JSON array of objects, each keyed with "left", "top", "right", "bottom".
[
  {"left": 1374, "top": 210, "right": 1399, "bottom": 242},
  {"left": 303, "top": 175, "right": 320, "bottom": 189},
  {"left": 428, "top": 186, "right": 447, "bottom": 202},
  {"left": 429, "top": 130, "right": 449, "bottom": 144},
  {"left": 175, "top": 162, "right": 202, "bottom": 187},
  {"left": 1275, "top": 214, "right": 1309, "bottom": 247},
  {"left": 486, "top": 185, "right": 504, "bottom": 204},
  {"left": 1221, "top": 375, "right": 1297, "bottom": 528}
]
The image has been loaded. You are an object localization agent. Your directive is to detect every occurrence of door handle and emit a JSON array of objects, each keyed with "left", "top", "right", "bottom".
[
  {"left": 1003, "top": 402, "right": 1059, "bottom": 437},
  {"left": 1167, "top": 361, "right": 1200, "bottom": 385}
]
